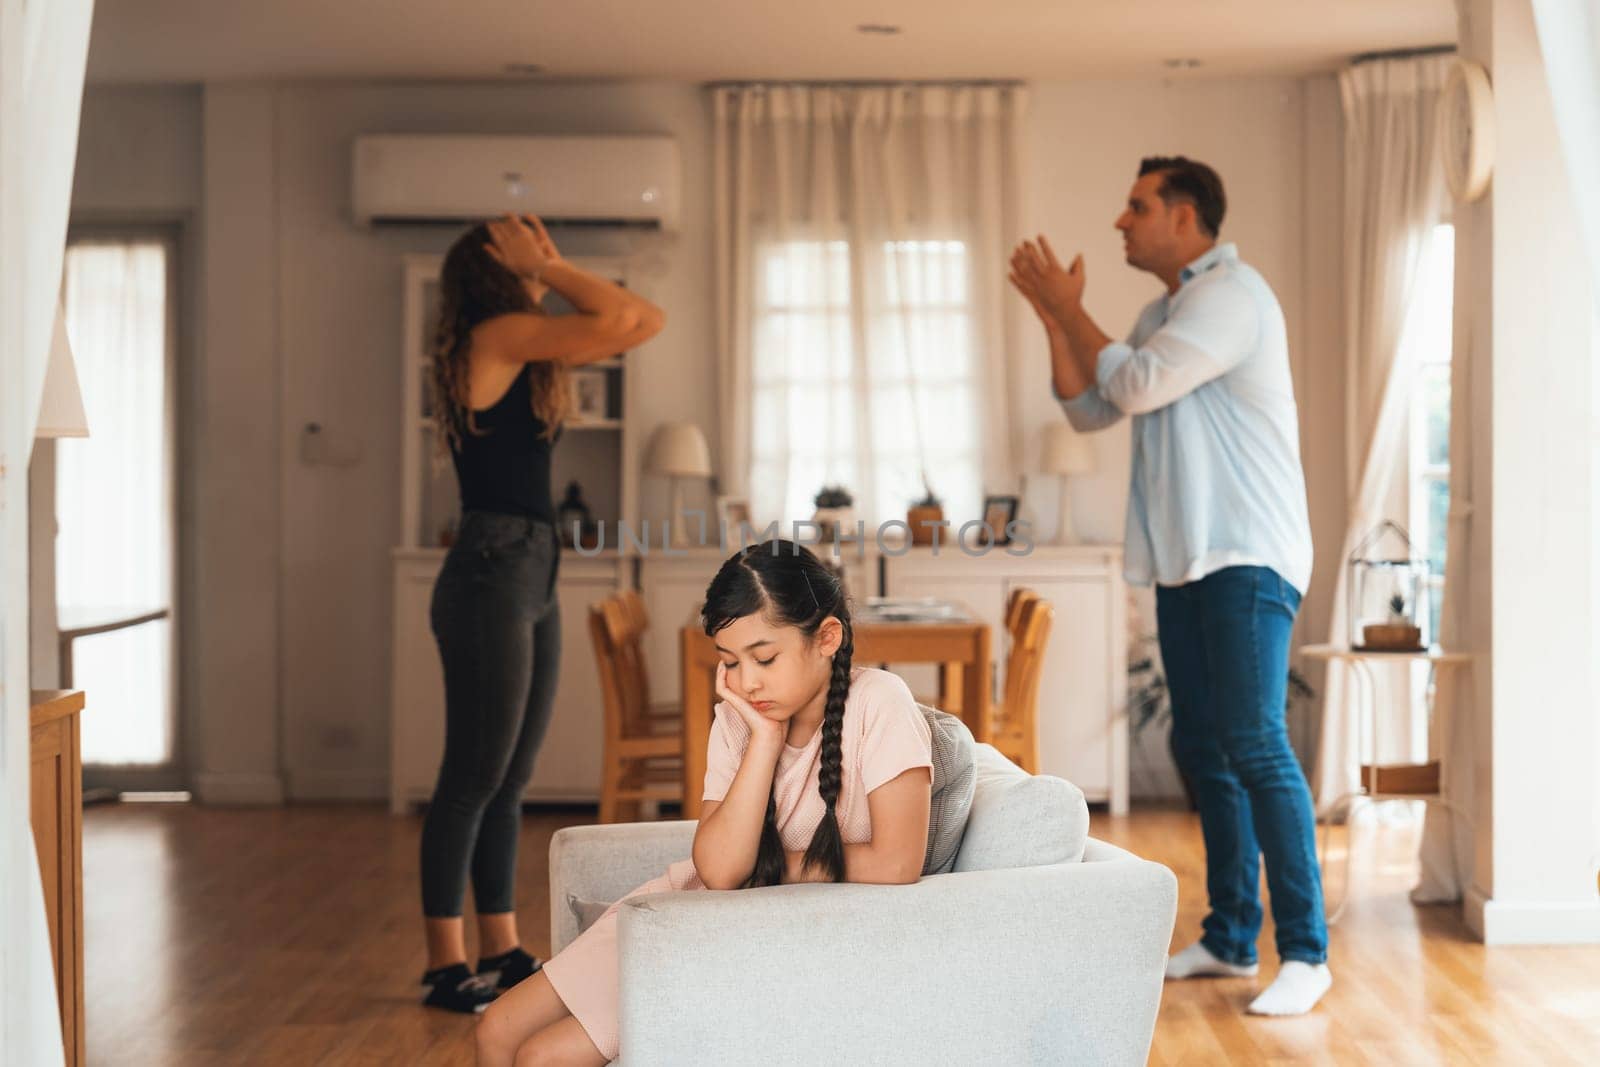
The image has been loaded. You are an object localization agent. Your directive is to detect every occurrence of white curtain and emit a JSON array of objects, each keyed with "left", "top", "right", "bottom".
[
  {"left": 60, "top": 241, "right": 174, "bottom": 766},
  {"left": 1411, "top": 310, "right": 1478, "bottom": 903},
  {"left": 712, "top": 84, "right": 1026, "bottom": 530},
  {"left": 0, "top": 0, "right": 95, "bottom": 1062},
  {"left": 1530, "top": 0, "right": 1600, "bottom": 895},
  {"left": 1313, "top": 56, "right": 1451, "bottom": 814}
]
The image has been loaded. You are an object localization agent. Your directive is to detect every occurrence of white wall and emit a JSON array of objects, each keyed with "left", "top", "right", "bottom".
[
  {"left": 72, "top": 87, "right": 201, "bottom": 216},
  {"left": 72, "top": 74, "right": 1343, "bottom": 802}
]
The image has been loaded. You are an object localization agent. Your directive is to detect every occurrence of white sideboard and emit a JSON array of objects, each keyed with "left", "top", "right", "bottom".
[
  {"left": 390, "top": 539, "right": 1128, "bottom": 815},
  {"left": 389, "top": 548, "right": 624, "bottom": 813},
  {"left": 629, "top": 540, "right": 1128, "bottom": 813},
  {"left": 882, "top": 544, "right": 1128, "bottom": 814}
]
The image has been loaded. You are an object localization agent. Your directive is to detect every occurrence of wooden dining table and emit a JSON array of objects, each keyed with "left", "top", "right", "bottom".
[{"left": 678, "top": 613, "right": 991, "bottom": 819}]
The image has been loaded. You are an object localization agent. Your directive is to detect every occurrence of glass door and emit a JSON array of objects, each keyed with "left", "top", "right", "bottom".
[{"left": 57, "top": 229, "right": 181, "bottom": 789}]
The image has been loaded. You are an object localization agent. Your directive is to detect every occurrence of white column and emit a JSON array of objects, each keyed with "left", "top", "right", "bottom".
[
  {"left": 1457, "top": 0, "right": 1600, "bottom": 945},
  {"left": 193, "top": 86, "right": 286, "bottom": 804}
]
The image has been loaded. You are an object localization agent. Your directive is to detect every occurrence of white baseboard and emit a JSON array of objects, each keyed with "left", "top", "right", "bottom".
[
  {"left": 1465, "top": 887, "right": 1600, "bottom": 945},
  {"left": 285, "top": 769, "right": 388, "bottom": 801},
  {"left": 192, "top": 771, "right": 284, "bottom": 806}
]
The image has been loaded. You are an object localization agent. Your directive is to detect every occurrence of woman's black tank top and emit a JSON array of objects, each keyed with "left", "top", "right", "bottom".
[{"left": 450, "top": 363, "right": 557, "bottom": 522}]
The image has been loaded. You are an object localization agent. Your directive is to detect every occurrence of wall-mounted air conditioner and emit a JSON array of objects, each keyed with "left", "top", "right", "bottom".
[{"left": 351, "top": 134, "right": 680, "bottom": 231}]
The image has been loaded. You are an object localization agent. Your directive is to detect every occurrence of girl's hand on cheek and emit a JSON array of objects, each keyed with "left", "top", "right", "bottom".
[{"left": 716, "top": 662, "right": 785, "bottom": 751}]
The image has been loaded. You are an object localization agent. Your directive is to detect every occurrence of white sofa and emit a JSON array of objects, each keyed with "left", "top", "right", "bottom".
[{"left": 548, "top": 744, "right": 1177, "bottom": 1065}]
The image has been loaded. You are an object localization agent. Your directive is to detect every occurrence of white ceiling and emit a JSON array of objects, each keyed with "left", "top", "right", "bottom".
[{"left": 85, "top": 0, "right": 1456, "bottom": 85}]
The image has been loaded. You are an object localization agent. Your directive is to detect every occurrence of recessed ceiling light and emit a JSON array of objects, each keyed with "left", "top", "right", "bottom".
[
  {"left": 857, "top": 24, "right": 902, "bottom": 35},
  {"left": 1163, "top": 58, "right": 1203, "bottom": 70},
  {"left": 503, "top": 63, "right": 545, "bottom": 76}
]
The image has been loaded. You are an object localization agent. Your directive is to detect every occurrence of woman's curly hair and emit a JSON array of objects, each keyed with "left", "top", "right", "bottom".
[{"left": 429, "top": 221, "right": 571, "bottom": 452}]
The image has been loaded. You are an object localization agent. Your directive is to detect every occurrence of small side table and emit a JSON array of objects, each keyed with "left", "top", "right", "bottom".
[{"left": 1298, "top": 644, "right": 1473, "bottom": 922}]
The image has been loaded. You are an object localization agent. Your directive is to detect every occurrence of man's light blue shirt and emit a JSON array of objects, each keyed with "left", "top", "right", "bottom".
[{"left": 1060, "top": 243, "right": 1313, "bottom": 594}]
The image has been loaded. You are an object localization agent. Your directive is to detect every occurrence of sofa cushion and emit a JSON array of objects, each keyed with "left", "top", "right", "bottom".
[
  {"left": 952, "top": 744, "right": 1088, "bottom": 872},
  {"left": 918, "top": 703, "right": 977, "bottom": 876},
  {"left": 570, "top": 893, "right": 611, "bottom": 935}
]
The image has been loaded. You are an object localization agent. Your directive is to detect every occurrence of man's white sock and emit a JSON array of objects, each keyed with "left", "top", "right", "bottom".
[
  {"left": 1246, "top": 961, "right": 1332, "bottom": 1016},
  {"left": 1164, "top": 940, "right": 1259, "bottom": 980}
]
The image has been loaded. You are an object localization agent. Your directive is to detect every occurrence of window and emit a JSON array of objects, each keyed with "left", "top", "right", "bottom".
[
  {"left": 1405, "top": 223, "right": 1456, "bottom": 641},
  {"left": 749, "top": 238, "right": 982, "bottom": 530},
  {"left": 57, "top": 236, "right": 177, "bottom": 768}
]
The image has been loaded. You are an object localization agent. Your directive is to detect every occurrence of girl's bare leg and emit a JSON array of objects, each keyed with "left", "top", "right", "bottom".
[
  {"left": 512, "top": 1017, "right": 607, "bottom": 1067},
  {"left": 475, "top": 971, "right": 574, "bottom": 1066}
]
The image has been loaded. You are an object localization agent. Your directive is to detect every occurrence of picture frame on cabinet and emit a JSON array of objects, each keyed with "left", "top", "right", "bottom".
[
  {"left": 982, "top": 494, "right": 1020, "bottom": 544},
  {"left": 571, "top": 368, "right": 607, "bottom": 421}
]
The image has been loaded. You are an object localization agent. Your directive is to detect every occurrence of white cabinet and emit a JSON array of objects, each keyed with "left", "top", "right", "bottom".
[
  {"left": 883, "top": 545, "right": 1128, "bottom": 813},
  {"left": 639, "top": 550, "right": 725, "bottom": 711},
  {"left": 389, "top": 549, "right": 623, "bottom": 813},
  {"left": 627, "top": 540, "right": 1128, "bottom": 811}
]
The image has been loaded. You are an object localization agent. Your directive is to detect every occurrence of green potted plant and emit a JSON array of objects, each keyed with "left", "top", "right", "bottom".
[
  {"left": 907, "top": 472, "right": 943, "bottom": 546},
  {"left": 1361, "top": 592, "right": 1423, "bottom": 651},
  {"left": 812, "top": 484, "right": 855, "bottom": 543}
]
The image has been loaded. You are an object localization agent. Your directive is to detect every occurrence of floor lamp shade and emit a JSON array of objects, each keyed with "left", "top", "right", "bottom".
[{"left": 37, "top": 301, "right": 89, "bottom": 439}]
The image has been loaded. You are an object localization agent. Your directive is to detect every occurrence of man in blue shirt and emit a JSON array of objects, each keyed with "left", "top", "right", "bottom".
[{"left": 1009, "top": 157, "right": 1329, "bottom": 1016}]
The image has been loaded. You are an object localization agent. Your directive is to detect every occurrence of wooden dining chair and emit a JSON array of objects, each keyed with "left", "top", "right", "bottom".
[
  {"left": 614, "top": 588, "right": 680, "bottom": 723},
  {"left": 990, "top": 593, "right": 1054, "bottom": 774},
  {"left": 1005, "top": 587, "right": 1040, "bottom": 646},
  {"left": 589, "top": 593, "right": 683, "bottom": 823}
]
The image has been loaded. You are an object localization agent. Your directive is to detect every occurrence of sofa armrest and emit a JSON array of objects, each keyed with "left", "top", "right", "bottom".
[
  {"left": 614, "top": 840, "right": 1177, "bottom": 1066},
  {"left": 549, "top": 821, "right": 697, "bottom": 952}
]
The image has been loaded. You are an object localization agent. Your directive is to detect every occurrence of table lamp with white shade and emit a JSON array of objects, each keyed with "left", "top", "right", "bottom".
[
  {"left": 647, "top": 422, "right": 711, "bottom": 548},
  {"left": 1041, "top": 422, "right": 1093, "bottom": 544}
]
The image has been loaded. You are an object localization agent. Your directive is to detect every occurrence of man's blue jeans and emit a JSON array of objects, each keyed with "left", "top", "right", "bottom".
[{"left": 1156, "top": 565, "right": 1327, "bottom": 965}]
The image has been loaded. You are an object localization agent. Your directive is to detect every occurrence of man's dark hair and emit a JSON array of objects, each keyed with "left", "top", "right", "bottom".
[{"left": 1138, "top": 156, "right": 1226, "bottom": 238}]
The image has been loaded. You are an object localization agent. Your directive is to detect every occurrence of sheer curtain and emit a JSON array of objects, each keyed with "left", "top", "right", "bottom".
[
  {"left": 0, "top": 0, "right": 96, "bottom": 1057},
  {"left": 1313, "top": 55, "right": 1451, "bottom": 814},
  {"left": 713, "top": 84, "right": 1026, "bottom": 530},
  {"left": 59, "top": 240, "right": 174, "bottom": 766}
]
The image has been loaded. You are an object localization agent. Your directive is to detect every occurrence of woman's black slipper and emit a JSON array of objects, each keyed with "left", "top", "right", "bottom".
[
  {"left": 421, "top": 963, "right": 498, "bottom": 1013},
  {"left": 476, "top": 946, "right": 543, "bottom": 990}
]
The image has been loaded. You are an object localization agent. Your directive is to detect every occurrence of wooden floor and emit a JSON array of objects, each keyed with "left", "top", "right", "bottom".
[{"left": 81, "top": 801, "right": 1599, "bottom": 1066}]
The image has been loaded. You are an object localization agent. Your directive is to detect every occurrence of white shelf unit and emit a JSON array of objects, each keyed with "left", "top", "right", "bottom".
[
  {"left": 627, "top": 542, "right": 1129, "bottom": 815},
  {"left": 398, "top": 253, "right": 638, "bottom": 549},
  {"left": 390, "top": 253, "right": 640, "bottom": 812}
]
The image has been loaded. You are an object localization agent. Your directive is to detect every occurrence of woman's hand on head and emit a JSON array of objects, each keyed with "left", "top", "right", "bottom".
[
  {"left": 522, "top": 214, "right": 563, "bottom": 264},
  {"left": 716, "top": 662, "right": 785, "bottom": 751},
  {"left": 484, "top": 213, "right": 555, "bottom": 280}
]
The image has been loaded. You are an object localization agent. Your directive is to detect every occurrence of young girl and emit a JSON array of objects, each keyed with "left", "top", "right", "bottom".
[
  {"left": 420, "top": 214, "right": 665, "bottom": 1014},
  {"left": 475, "top": 540, "right": 935, "bottom": 1064}
]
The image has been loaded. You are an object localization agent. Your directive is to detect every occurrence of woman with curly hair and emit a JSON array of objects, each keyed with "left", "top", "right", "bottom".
[
  {"left": 420, "top": 214, "right": 664, "bottom": 1014},
  {"left": 475, "top": 540, "right": 935, "bottom": 1064}
]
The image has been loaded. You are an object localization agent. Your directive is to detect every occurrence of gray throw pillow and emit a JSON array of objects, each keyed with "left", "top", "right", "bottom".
[
  {"left": 569, "top": 894, "right": 612, "bottom": 935},
  {"left": 918, "top": 703, "right": 977, "bottom": 876}
]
